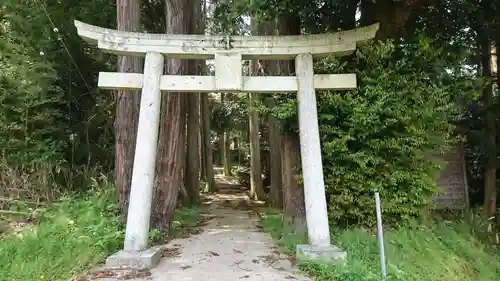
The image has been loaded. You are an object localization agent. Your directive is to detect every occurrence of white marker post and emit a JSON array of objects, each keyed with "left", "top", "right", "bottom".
[{"left": 375, "top": 192, "right": 387, "bottom": 279}]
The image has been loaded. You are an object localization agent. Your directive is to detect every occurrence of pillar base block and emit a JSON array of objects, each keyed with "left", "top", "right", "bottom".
[
  {"left": 105, "top": 248, "right": 161, "bottom": 270},
  {"left": 296, "top": 244, "right": 347, "bottom": 264}
]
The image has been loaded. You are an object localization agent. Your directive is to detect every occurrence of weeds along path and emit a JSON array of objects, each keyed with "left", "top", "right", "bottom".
[{"left": 92, "top": 175, "right": 309, "bottom": 281}]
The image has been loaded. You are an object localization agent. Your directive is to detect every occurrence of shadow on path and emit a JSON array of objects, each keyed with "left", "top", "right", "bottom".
[{"left": 88, "top": 175, "right": 309, "bottom": 281}]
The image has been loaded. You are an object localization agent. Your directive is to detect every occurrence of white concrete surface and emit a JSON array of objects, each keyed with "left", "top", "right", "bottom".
[
  {"left": 123, "top": 52, "right": 164, "bottom": 252},
  {"left": 74, "top": 20, "right": 379, "bottom": 59},
  {"left": 295, "top": 53, "right": 331, "bottom": 248},
  {"left": 215, "top": 51, "right": 243, "bottom": 91},
  {"left": 98, "top": 72, "right": 357, "bottom": 92},
  {"left": 93, "top": 181, "right": 310, "bottom": 281}
]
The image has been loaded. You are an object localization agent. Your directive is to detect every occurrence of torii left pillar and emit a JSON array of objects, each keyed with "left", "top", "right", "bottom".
[{"left": 106, "top": 52, "right": 164, "bottom": 269}]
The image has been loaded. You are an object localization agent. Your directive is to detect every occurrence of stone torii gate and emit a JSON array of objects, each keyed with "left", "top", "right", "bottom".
[{"left": 74, "top": 21, "right": 378, "bottom": 269}]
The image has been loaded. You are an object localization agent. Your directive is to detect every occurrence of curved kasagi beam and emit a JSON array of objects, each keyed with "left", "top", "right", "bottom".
[
  {"left": 75, "top": 21, "right": 378, "bottom": 58},
  {"left": 74, "top": 21, "right": 379, "bottom": 59}
]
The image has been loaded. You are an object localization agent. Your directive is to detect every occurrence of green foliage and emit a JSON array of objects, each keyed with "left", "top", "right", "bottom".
[
  {"left": 0, "top": 180, "right": 124, "bottom": 281},
  {"left": 171, "top": 207, "right": 201, "bottom": 230},
  {"left": 211, "top": 93, "right": 249, "bottom": 133},
  {"left": 302, "top": 221, "right": 500, "bottom": 281},
  {"left": 0, "top": 0, "right": 116, "bottom": 196},
  {"left": 0, "top": 1, "right": 68, "bottom": 166},
  {"left": 260, "top": 211, "right": 307, "bottom": 253},
  {"left": 321, "top": 38, "right": 476, "bottom": 225},
  {"left": 261, "top": 211, "right": 500, "bottom": 281},
  {"left": 149, "top": 206, "right": 201, "bottom": 243},
  {"left": 275, "top": 36, "right": 477, "bottom": 225}
]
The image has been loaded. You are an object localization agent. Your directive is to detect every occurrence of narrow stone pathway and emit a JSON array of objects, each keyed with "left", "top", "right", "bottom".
[{"left": 91, "top": 176, "right": 310, "bottom": 281}]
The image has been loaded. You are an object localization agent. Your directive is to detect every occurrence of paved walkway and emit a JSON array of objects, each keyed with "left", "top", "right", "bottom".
[{"left": 91, "top": 177, "right": 309, "bottom": 281}]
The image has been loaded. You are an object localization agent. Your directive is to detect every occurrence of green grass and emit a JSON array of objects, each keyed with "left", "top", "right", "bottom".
[
  {"left": 260, "top": 212, "right": 500, "bottom": 281},
  {"left": 0, "top": 186, "right": 124, "bottom": 281},
  {"left": 150, "top": 206, "right": 202, "bottom": 242},
  {"left": 0, "top": 184, "right": 202, "bottom": 281},
  {"left": 172, "top": 207, "right": 201, "bottom": 229}
]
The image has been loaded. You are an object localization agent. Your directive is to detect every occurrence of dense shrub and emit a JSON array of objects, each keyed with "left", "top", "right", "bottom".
[
  {"left": 0, "top": 0, "right": 116, "bottom": 197},
  {"left": 319, "top": 38, "right": 476, "bottom": 225},
  {"left": 275, "top": 37, "right": 477, "bottom": 225}
]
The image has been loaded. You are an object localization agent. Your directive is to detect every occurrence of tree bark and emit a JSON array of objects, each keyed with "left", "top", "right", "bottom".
[
  {"left": 224, "top": 130, "right": 232, "bottom": 175},
  {"left": 258, "top": 20, "right": 283, "bottom": 208},
  {"left": 200, "top": 93, "right": 206, "bottom": 181},
  {"left": 281, "top": 132, "right": 307, "bottom": 237},
  {"left": 496, "top": 39, "right": 500, "bottom": 224},
  {"left": 277, "top": 12, "right": 306, "bottom": 231},
  {"left": 247, "top": 16, "right": 267, "bottom": 201},
  {"left": 480, "top": 33, "right": 497, "bottom": 218},
  {"left": 151, "top": 0, "right": 190, "bottom": 230},
  {"left": 200, "top": 110, "right": 206, "bottom": 181},
  {"left": 199, "top": 0, "right": 216, "bottom": 192},
  {"left": 220, "top": 93, "right": 232, "bottom": 176},
  {"left": 201, "top": 92, "right": 217, "bottom": 192},
  {"left": 115, "top": 0, "right": 143, "bottom": 218},
  {"left": 248, "top": 90, "right": 265, "bottom": 200},
  {"left": 184, "top": 0, "right": 203, "bottom": 205},
  {"left": 185, "top": 74, "right": 201, "bottom": 205}
]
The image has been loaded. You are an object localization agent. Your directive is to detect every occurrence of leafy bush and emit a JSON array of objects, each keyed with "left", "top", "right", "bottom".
[
  {"left": 317, "top": 38, "right": 476, "bottom": 225},
  {"left": 275, "top": 37, "right": 476, "bottom": 225},
  {"left": 0, "top": 0, "right": 117, "bottom": 197},
  {"left": 0, "top": 2, "right": 68, "bottom": 167}
]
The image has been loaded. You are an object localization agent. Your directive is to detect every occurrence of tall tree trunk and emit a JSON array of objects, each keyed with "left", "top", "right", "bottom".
[
  {"left": 115, "top": 0, "right": 143, "bottom": 217},
  {"left": 217, "top": 129, "right": 224, "bottom": 166},
  {"left": 248, "top": 17, "right": 267, "bottom": 200},
  {"left": 224, "top": 130, "right": 232, "bottom": 175},
  {"left": 258, "top": 20, "right": 283, "bottom": 208},
  {"left": 496, "top": 39, "right": 500, "bottom": 224},
  {"left": 200, "top": 119, "right": 206, "bottom": 180},
  {"left": 184, "top": 80, "right": 200, "bottom": 204},
  {"left": 277, "top": 12, "right": 306, "bottom": 232},
  {"left": 184, "top": 0, "right": 203, "bottom": 205},
  {"left": 248, "top": 90, "right": 265, "bottom": 200},
  {"left": 281, "top": 132, "right": 307, "bottom": 237},
  {"left": 151, "top": 0, "right": 190, "bottom": 230},
  {"left": 219, "top": 93, "right": 232, "bottom": 176},
  {"left": 480, "top": 34, "right": 497, "bottom": 218},
  {"left": 198, "top": 0, "right": 215, "bottom": 193},
  {"left": 201, "top": 92, "right": 217, "bottom": 192}
]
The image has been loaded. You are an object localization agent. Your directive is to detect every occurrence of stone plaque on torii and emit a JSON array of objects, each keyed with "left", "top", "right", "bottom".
[{"left": 74, "top": 20, "right": 378, "bottom": 269}]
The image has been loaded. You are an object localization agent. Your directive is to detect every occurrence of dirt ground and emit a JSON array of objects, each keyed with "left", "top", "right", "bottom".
[{"left": 86, "top": 176, "right": 310, "bottom": 281}]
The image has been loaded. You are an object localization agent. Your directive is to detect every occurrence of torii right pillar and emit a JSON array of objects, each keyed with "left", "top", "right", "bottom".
[{"left": 294, "top": 53, "right": 347, "bottom": 264}]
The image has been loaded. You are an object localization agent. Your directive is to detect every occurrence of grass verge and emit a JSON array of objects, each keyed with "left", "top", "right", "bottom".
[
  {"left": 150, "top": 206, "right": 202, "bottom": 242},
  {"left": 1, "top": 184, "right": 202, "bottom": 281},
  {"left": 0, "top": 185, "right": 123, "bottom": 281},
  {"left": 260, "top": 212, "right": 500, "bottom": 281}
]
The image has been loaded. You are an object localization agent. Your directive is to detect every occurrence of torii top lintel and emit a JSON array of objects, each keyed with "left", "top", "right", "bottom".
[{"left": 74, "top": 21, "right": 379, "bottom": 60}]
